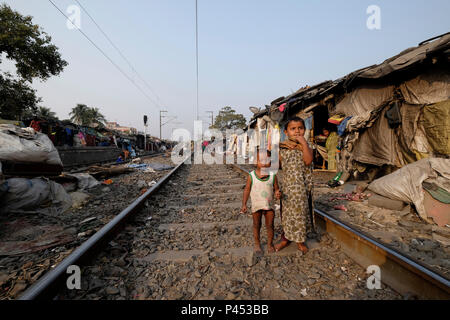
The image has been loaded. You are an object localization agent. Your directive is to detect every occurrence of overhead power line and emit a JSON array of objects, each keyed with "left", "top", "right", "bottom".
[
  {"left": 74, "top": 0, "right": 167, "bottom": 109},
  {"left": 47, "top": 0, "right": 161, "bottom": 111}
]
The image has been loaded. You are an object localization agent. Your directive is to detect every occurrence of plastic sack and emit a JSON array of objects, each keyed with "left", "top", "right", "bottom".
[
  {"left": 0, "top": 178, "right": 72, "bottom": 215},
  {"left": 0, "top": 124, "right": 62, "bottom": 166},
  {"left": 368, "top": 158, "right": 450, "bottom": 221},
  {"left": 65, "top": 173, "right": 100, "bottom": 190}
]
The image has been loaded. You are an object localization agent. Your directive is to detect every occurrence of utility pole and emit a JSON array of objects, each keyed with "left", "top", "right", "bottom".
[
  {"left": 160, "top": 111, "right": 167, "bottom": 139},
  {"left": 206, "top": 111, "right": 214, "bottom": 128},
  {"left": 160, "top": 110, "right": 177, "bottom": 140}
]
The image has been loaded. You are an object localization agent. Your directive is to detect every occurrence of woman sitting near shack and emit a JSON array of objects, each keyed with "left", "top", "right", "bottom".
[{"left": 315, "top": 125, "right": 338, "bottom": 171}]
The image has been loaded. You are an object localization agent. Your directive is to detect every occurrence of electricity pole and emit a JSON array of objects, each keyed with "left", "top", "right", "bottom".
[
  {"left": 206, "top": 111, "right": 214, "bottom": 128},
  {"left": 160, "top": 111, "right": 167, "bottom": 139},
  {"left": 160, "top": 110, "right": 177, "bottom": 140}
]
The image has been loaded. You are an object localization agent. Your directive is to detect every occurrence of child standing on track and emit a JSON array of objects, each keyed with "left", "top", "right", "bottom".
[
  {"left": 241, "top": 149, "right": 281, "bottom": 254},
  {"left": 275, "top": 116, "right": 314, "bottom": 254}
]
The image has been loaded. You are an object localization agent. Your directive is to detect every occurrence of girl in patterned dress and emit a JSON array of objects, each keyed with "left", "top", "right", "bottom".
[
  {"left": 275, "top": 117, "right": 314, "bottom": 254},
  {"left": 241, "top": 149, "right": 281, "bottom": 254}
]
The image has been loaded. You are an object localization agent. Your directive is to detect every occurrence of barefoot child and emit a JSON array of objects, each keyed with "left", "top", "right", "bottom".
[
  {"left": 241, "top": 149, "right": 281, "bottom": 254},
  {"left": 275, "top": 116, "right": 314, "bottom": 254}
]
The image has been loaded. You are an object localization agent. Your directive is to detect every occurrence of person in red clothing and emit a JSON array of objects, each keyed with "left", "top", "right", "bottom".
[
  {"left": 30, "top": 117, "right": 41, "bottom": 132},
  {"left": 202, "top": 140, "right": 209, "bottom": 152}
]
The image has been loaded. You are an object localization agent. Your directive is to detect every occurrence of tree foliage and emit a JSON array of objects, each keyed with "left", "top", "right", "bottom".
[
  {"left": 36, "top": 106, "right": 58, "bottom": 120},
  {"left": 211, "top": 106, "right": 247, "bottom": 131},
  {"left": 70, "top": 104, "right": 107, "bottom": 127},
  {"left": 0, "top": 4, "right": 67, "bottom": 81},
  {"left": 69, "top": 104, "right": 89, "bottom": 125},
  {"left": 0, "top": 72, "right": 41, "bottom": 119},
  {"left": 0, "top": 4, "right": 67, "bottom": 120},
  {"left": 88, "top": 107, "right": 107, "bottom": 128}
]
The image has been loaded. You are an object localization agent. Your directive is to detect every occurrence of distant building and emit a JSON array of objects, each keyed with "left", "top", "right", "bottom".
[
  {"left": 106, "top": 122, "right": 137, "bottom": 135},
  {"left": 106, "top": 122, "right": 119, "bottom": 130}
]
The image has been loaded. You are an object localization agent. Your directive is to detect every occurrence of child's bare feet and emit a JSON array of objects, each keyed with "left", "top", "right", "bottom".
[
  {"left": 254, "top": 243, "right": 263, "bottom": 254},
  {"left": 267, "top": 244, "right": 275, "bottom": 254},
  {"left": 297, "top": 242, "right": 308, "bottom": 254},
  {"left": 274, "top": 240, "right": 290, "bottom": 252}
]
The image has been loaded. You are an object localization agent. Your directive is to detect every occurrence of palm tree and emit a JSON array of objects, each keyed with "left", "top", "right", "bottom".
[
  {"left": 36, "top": 106, "right": 58, "bottom": 120},
  {"left": 88, "top": 107, "right": 106, "bottom": 128},
  {"left": 69, "top": 104, "right": 107, "bottom": 127},
  {"left": 69, "top": 104, "right": 90, "bottom": 125}
]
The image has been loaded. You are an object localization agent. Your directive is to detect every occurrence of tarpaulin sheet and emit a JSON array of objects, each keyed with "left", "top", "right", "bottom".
[
  {"left": 352, "top": 108, "right": 398, "bottom": 166},
  {"left": 400, "top": 68, "right": 450, "bottom": 105},
  {"left": 421, "top": 100, "right": 450, "bottom": 155},
  {"left": 0, "top": 178, "right": 72, "bottom": 215},
  {"left": 368, "top": 158, "right": 450, "bottom": 221},
  {"left": 355, "top": 34, "right": 450, "bottom": 80},
  {"left": 345, "top": 110, "right": 378, "bottom": 132},
  {"left": 400, "top": 103, "right": 423, "bottom": 149},
  {"left": 397, "top": 103, "right": 424, "bottom": 164},
  {"left": 334, "top": 84, "right": 394, "bottom": 117},
  {"left": 0, "top": 124, "right": 62, "bottom": 166}
]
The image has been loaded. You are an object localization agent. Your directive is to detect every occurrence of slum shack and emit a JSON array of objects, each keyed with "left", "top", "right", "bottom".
[
  {"left": 246, "top": 32, "right": 450, "bottom": 226},
  {"left": 16, "top": 117, "right": 173, "bottom": 168}
]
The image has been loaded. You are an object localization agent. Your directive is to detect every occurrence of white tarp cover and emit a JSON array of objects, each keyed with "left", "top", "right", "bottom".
[
  {"left": 368, "top": 158, "right": 450, "bottom": 221},
  {"left": 334, "top": 84, "right": 394, "bottom": 117},
  {"left": 400, "top": 68, "right": 450, "bottom": 105},
  {"left": 0, "top": 124, "right": 62, "bottom": 166},
  {"left": 0, "top": 178, "right": 72, "bottom": 215}
]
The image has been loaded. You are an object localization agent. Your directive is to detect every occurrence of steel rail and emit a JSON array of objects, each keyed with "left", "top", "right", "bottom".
[
  {"left": 230, "top": 163, "right": 450, "bottom": 299},
  {"left": 314, "top": 208, "right": 449, "bottom": 299},
  {"left": 19, "top": 157, "right": 188, "bottom": 300}
]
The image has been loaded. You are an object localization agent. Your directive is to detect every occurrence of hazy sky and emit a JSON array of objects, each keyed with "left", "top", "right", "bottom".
[{"left": 2, "top": 0, "right": 449, "bottom": 138}]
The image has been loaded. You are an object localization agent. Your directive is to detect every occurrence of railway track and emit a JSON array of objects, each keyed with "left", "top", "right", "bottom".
[{"left": 18, "top": 160, "right": 449, "bottom": 300}]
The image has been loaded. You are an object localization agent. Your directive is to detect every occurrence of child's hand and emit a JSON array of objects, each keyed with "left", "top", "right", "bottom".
[
  {"left": 275, "top": 190, "right": 282, "bottom": 200},
  {"left": 240, "top": 205, "right": 248, "bottom": 214},
  {"left": 296, "top": 135, "right": 307, "bottom": 144}
]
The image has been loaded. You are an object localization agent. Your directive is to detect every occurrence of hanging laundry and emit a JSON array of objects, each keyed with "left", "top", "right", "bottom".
[
  {"left": 338, "top": 117, "right": 352, "bottom": 136},
  {"left": 272, "top": 124, "right": 281, "bottom": 146},
  {"left": 242, "top": 132, "right": 248, "bottom": 158},
  {"left": 77, "top": 132, "right": 87, "bottom": 146}
]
